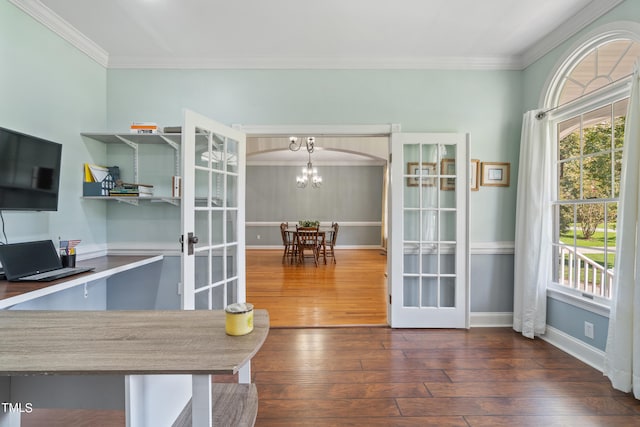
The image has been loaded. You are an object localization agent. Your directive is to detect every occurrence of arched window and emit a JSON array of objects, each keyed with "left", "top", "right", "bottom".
[
  {"left": 544, "top": 24, "right": 639, "bottom": 304},
  {"left": 556, "top": 39, "right": 639, "bottom": 106}
]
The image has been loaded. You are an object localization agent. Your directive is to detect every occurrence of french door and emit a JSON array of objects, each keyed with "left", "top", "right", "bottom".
[
  {"left": 389, "top": 133, "right": 469, "bottom": 328},
  {"left": 181, "top": 109, "right": 246, "bottom": 311},
  {"left": 179, "top": 110, "right": 246, "bottom": 426}
]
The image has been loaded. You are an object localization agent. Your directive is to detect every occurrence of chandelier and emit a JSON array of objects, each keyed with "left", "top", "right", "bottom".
[{"left": 289, "top": 136, "right": 322, "bottom": 188}]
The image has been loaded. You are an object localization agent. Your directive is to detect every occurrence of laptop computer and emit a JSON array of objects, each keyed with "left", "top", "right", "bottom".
[{"left": 0, "top": 240, "right": 94, "bottom": 282}]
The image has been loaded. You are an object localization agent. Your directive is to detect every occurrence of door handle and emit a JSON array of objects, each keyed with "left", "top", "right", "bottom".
[{"left": 179, "top": 232, "right": 199, "bottom": 255}]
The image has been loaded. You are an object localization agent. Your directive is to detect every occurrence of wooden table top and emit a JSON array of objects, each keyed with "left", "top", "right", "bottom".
[
  {"left": 0, "top": 255, "right": 163, "bottom": 308},
  {"left": 0, "top": 309, "right": 269, "bottom": 376}
]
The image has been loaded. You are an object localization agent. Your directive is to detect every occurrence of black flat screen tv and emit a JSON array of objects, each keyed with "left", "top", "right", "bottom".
[{"left": 0, "top": 126, "right": 62, "bottom": 211}]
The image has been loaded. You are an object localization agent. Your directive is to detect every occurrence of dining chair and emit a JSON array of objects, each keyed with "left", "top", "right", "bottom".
[
  {"left": 324, "top": 222, "right": 339, "bottom": 264},
  {"left": 295, "top": 225, "right": 320, "bottom": 266},
  {"left": 280, "top": 222, "right": 295, "bottom": 264}
]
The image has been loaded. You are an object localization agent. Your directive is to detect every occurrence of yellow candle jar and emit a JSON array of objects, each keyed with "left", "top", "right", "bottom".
[{"left": 225, "top": 303, "right": 254, "bottom": 336}]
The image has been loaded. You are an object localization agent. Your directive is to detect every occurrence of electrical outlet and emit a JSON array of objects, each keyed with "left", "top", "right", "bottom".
[
  {"left": 584, "top": 321, "right": 594, "bottom": 339},
  {"left": 257, "top": 235, "right": 261, "bottom": 240}
]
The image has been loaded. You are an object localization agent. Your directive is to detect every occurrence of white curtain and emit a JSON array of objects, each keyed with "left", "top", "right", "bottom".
[
  {"left": 513, "top": 110, "right": 553, "bottom": 339},
  {"left": 604, "top": 62, "right": 640, "bottom": 397}
]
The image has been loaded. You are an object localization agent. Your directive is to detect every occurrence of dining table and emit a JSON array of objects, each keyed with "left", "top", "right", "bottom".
[{"left": 284, "top": 226, "right": 334, "bottom": 264}]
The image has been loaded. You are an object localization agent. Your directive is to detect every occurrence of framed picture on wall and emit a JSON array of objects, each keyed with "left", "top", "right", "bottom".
[
  {"left": 481, "top": 162, "right": 510, "bottom": 187},
  {"left": 407, "top": 162, "right": 436, "bottom": 186},
  {"left": 470, "top": 159, "right": 480, "bottom": 191},
  {"left": 440, "top": 159, "right": 455, "bottom": 191}
]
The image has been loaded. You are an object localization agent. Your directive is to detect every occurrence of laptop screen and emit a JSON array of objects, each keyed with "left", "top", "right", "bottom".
[{"left": 0, "top": 240, "right": 62, "bottom": 280}]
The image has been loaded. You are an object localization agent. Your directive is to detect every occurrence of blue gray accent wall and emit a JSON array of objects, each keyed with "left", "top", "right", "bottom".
[
  {"left": 470, "top": 254, "right": 514, "bottom": 313},
  {"left": 246, "top": 165, "right": 383, "bottom": 247},
  {"left": 547, "top": 297, "right": 609, "bottom": 351}
]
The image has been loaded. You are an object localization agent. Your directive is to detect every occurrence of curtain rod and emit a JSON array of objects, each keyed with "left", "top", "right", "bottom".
[{"left": 535, "top": 72, "right": 635, "bottom": 120}]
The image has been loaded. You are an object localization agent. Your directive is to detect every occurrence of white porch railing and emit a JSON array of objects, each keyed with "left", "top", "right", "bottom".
[{"left": 558, "top": 245, "right": 614, "bottom": 299}]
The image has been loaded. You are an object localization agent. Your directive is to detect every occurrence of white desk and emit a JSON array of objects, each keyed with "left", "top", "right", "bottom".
[{"left": 0, "top": 255, "right": 163, "bottom": 309}]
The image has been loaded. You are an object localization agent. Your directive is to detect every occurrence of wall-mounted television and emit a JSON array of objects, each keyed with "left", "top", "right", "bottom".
[{"left": 0, "top": 126, "right": 62, "bottom": 211}]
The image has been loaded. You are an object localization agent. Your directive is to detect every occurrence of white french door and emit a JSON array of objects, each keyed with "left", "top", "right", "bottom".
[
  {"left": 389, "top": 133, "right": 469, "bottom": 328},
  {"left": 181, "top": 109, "right": 246, "bottom": 310}
]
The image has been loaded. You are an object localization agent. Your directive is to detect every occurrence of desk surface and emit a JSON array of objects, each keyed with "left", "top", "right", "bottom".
[
  {"left": 0, "top": 309, "right": 269, "bottom": 376},
  {"left": 0, "top": 255, "right": 163, "bottom": 308}
]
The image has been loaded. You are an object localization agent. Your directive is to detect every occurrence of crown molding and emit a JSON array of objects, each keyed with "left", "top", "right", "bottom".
[
  {"left": 519, "top": 0, "right": 625, "bottom": 69},
  {"left": 9, "top": 0, "right": 109, "bottom": 67},
  {"left": 107, "top": 55, "right": 522, "bottom": 70}
]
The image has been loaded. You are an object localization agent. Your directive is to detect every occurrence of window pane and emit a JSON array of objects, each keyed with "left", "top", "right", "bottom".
[
  {"left": 421, "top": 277, "right": 438, "bottom": 307},
  {"left": 583, "top": 154, "right": 612, "bottom": 199},
  {"left": 605, "top": 253, "right": 616, "bottom": 299},
  {"left": 404, "top": 210, "right": 419, "bottom": 241},
  {"left": 403, "top": 277, "right": 419, "bottom": 307},
  {"left": 404, "top": 254, "right": 419, "bottom": 274},
  {"left": 194, "top": 289, "right": 209, "bottom": 310},
  {"left": 440, "top": 252, "right": 455, "bottom": 274},
  {"left": 583, "top": 105, "right": 611, "bottom": 156},
  {"left": 614, "top": 150, "right": 622, "bottom": 198},
  {"left": 440, "top": 277, "right": 456, "bottom": 308},
  {"left": 558, "top": 204, "right": 575, "bottom": 244},
  {"left": 421, "top": 254, "right": 437, "bottom": 274},
  {"left": 440, "top": 211, "right": 456, "bottom": 242},
  {"left": 558, "top": 159, "right": 580, "bottom": 201},
  {"left": 558, "top": 116, "right": 581, "bottom": 160},
  {"left": 575, "top": 202, "right": 606, "bottom": 242},
  {"left": 422, "top": 144, "right": 438, "bottom": 163},
  {"left": 554, "top": 245, "right": 570, "bottom": 286},
  {"left": 403, "top": 144, "right": 420, "bottom": 162},
  {"left": 605, "top": 204, "right": 618, "bottom": 262}
]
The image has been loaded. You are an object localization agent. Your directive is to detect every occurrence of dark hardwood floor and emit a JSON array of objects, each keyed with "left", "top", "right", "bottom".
[
  {"left": 19, "top": 250, "right": 640, "bottom": 425},
  {"left": 252, "top": 327, "right": 640, "bottom": 426}
]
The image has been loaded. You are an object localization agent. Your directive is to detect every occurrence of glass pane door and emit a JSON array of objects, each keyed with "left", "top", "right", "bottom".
[
  {"left": 181, "top": 110, "right": 246, "bottom": 310},
  {"left": 390, "top": 133, "right": 468, "bottom": 328}
]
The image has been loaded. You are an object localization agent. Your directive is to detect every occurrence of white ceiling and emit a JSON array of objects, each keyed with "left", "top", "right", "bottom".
[{"left": 12, "top": 0, "right": 624, "bottom": 70}]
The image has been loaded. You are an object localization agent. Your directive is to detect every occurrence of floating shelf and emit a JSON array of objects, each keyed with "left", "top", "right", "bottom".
[{"left": 82, "top": 196, "right": 180, "bottom": 206}]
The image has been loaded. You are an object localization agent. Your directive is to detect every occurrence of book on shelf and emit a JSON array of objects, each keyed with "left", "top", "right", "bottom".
[
  {"left": 109, "top": 192, "right": 139, "bottom": 197},
  {"left": 130, "top": 122, "right": 158, "bottom": 135},
  {"left": 172, "top": 176, "right": 182, "bottom": 198},
  {"left": 109, "top": 182, "right": 154, "bottom": 197}
]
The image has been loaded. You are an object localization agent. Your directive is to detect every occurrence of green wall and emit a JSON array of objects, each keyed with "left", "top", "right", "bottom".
[
  {"left": 105, "top": 68, "right": 523, "bottom": 245},
  {"left": 0, "top": 1, "right": 107, "bottom": 249}
]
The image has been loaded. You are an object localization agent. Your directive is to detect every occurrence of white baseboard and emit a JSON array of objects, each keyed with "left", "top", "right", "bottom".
[
  {"left": 470, "top": 312, "right": 513, "bottom": 327},
  {"left": 540, "top": 325, "right": 605, "bottom": 372}
]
